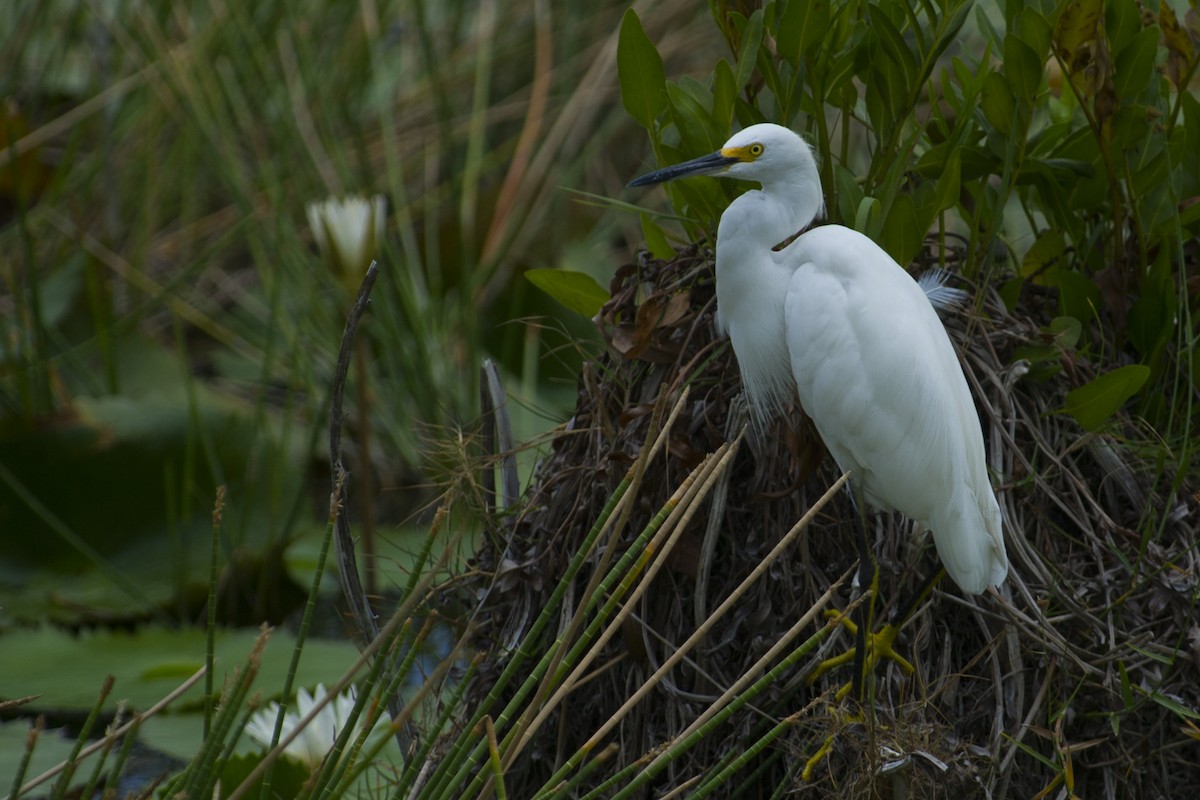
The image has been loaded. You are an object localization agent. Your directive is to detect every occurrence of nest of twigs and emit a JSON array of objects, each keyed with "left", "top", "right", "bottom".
[{"left": 464, "top": 239, "right": 1199, "bottom": 798}]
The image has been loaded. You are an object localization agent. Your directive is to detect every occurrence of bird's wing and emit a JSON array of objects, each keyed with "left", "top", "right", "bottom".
[
  {"left": 782, "top": 228, "right": 975, "bottom": 520},
  {"left": 782, "top": 226, "right": 1007, "bottom": 591}
]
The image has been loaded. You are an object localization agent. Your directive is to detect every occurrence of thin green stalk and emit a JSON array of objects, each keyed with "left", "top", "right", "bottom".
[
  {"left": 576, "top": 580, "right": 858, "bottom": 800},
  {"left": 484, "top": 717, "right": 508, "bottom": 800},
  {"left": 327, "top": 617, "right": 437, "bottom": 795},
  {"left": 78, "top": 707, "right": 123, "bottom": 800},
  {"left": 419, "top": 472, "right": 635, "bottom": 799},
  {"left": 498, "top": 441, "right": 745, "bottom": 783},
  {"left": 458, "top": 0, "right": 496, "bottom": 272},
  {"left": 529, "top": 473, "right": 852, "bottom": 797},
  {"left": 205, "top": 487, "right": 226, "bottom": 740},
  {"left": 7, "top": 716, "right": 42, "bottom": 800},
  {"left": 463, "top": 457, "right": 711, "bottom": 800},
  {"left": 228, "top": 567, "right": 446, "bottom": 800},
  {"left": 49, "top": 676, "right": 113, "bottom": 800},
  {"left": 390, "top": 657, "right": 482, "bottom": 799},
  {"left": 258, "top": 471, "right": 347, "bottom": 800},
  {"left": 503, "top": 387, "right": 691, "bottom": 752},
  {"left": 432, "top": 390, "right": 691, "bottom": 800},
  {"left": 101, "top": 716, "right": 143, "bottom": 800},
  {"left": 179, "top": 632, "right": 269, "bottom": 797},
  {"left": 688, "top": 710, "right": 805, "bottom": 798},
  {"left": 8, "top": 669, "right": 205, "bottom": 800},
  {"left": 304, "top": 632, "right": 395, "bottom": 799},
  {"left": 550, "top": 743, "right": 620, "bottom": 799}
]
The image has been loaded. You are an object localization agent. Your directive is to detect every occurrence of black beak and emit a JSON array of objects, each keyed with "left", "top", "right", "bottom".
[{"left": 628, "top": 151, "right": 739, "bottom": 187}]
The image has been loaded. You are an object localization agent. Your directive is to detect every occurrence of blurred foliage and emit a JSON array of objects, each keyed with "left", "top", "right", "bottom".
[{"left": 0, "top": 0, "right": 717, "bottom": 628}]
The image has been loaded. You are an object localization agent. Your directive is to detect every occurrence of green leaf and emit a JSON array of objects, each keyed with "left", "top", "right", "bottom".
[
  {"left": 1144, "top": 687, "right": 1200, "bottom": 720},
  {"left": 713, "top": 59, "right": 736, "bottom": 137},
  {"left": 525, "top": 268, "right": 610, "bottom": 317},
  {"left": 1118, "top": 660, "right": 1134, "bottom": 709},
  {"left": 1048, "top": 316, "right": 1082, "bottom": 349},
  {"left": 834, "top": 164, "right": 864, "bottom": 227},
  {"left": 617, "top": 9, "right": 667, "bottom": 131},
  {"left": 667, "top": 81, "right": 721, "bottom": 154},
  {"left": 879, "top": 194, "right": 922, "bottom": 266},
  {"left": 1113, "top": 26, "right": 1159, "bottom": 98},
  {"left": 1106, "top": 0, "right": 1142, "bottom": 52},
  {"left": 1004, "top": 34, "right": 1042, "bottom": 100},
  {"left": 1061, "top": 365, "right": 1150, "bottom": 431},
  {"left": 1015, "top": 6, "right": 1052, "bottom": 59},
  {"left": 640, "top": 213, "right": 676, "bottom": 260},
  {"left": 733, "top": 10, "right": 765, "bottom": 94},
  {"left": 981, "top": 72, "right": 1015, "bottom": 135},
  {"left": 932, "top": 150, "right": 961, "bottom": 213},
  {"left": 1127, "top": 247, "right": 1176, "bottom": 359},
  {"left": 1020, "top": 230, "right": 1065, "bottom": 279},
  {"left": 853, "top": 196, "right": 883, "bottom": 239},
  {"left": 777, "top": 0, "right": 829, "bottom": 64},
  {"left": 868, "top": 5, "right": 917, "bottom": 92}
]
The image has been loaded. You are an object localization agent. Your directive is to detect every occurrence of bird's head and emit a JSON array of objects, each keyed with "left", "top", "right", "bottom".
[{"left": 628, "top": 123, "right": 814, "bottom": 188}]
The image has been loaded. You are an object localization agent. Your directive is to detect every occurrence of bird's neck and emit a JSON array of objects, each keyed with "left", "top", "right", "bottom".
[
  {"left": 721, "top": 178, "right": 823, "bottom": 250},
  {"left": 713, "top": 231, "right": 796, "bottom": 423}
]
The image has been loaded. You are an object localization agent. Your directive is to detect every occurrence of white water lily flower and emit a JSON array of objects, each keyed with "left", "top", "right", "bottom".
[
  {"left": 245, "top": 684, "right": 389, "bottom": 769},
  {"left": 307, "top": 194, "right": 386, "bottom": 283}
]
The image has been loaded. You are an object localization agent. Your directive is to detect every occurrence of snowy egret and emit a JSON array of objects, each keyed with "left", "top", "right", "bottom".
[{"left": 630, "top": 124, "right": 1009, "bottom": 690}]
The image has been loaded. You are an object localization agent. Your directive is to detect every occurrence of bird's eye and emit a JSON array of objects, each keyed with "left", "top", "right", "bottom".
[{"left": 748, "top": 143, "right": 764, "bottom": 156}]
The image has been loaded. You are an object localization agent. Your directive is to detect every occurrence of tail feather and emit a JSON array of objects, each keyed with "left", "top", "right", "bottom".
[{"left": 931, "top": 484, "right": 1009, "bottom": 594}]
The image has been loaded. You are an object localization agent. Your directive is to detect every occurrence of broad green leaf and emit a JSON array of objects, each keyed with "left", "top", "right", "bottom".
[
  {"left": 733, "top": 10, "right": 764, "bottom": 94},
  {"left": 834, "top": 164, "right": 864, "bottom": 227},
  {"left": 854, "top": 196, "right": 883, "bottom": 239},
  {"left": 713, "top": 59, "right": 736, "bottom": 137},
  {"left": 1004, "top": 34, "right": 1042, "bottom": 100},
  {"left": 1061, "top": 364, "right": 1150, "bottom": 431},
  {"left": 0, "top": 722, "right": 111, "bottom": 791},
  {"left": 932, "top": 150, "right": 962, "bottom": 213},
  {"left": 1020, "top": 230, "right": 1066, "bottom": 279},
  {"left": 667, "top": 81, "right": 720, "bottom": 154},
  {"left": 1113, "top": 26, "right": 1160, "bottom": 97},
  {"left": 879, "top": 193, "right": 922, "bottom": 266},
  {"left": 525, "top": 268, "right": 610, "bottom": 317},
  {"left": 1016, "top": 6, "right": 1052, "bottom": 59},
  {"left": 0, "top": 626, "right": 375, "bottom": 712},
  {"left": 640, "top": 213, "right": 676, "bottom": 260},
  {"left": 1106, "top": 0, "right": 1143, "bottom": 52},
  {"left": 777, "top": 0, "right": 829, "bottom": 64},
  {"left": 825, "top": 41, "right": 860, "bottom": 96},
  {"left": 941, "top": 0, "right": 975, "bottom": 53},
  {"left": 981, "top": 72, "right": 1015, "bottom": 135},
  {"left": 865, "top": 64, "right": 903, "bottom": 131},
  {"left": 1048, "top": 316, "right": 1082, "bottom": 349},
  {"left": 1038, "top": 268, "right": 1100, "bottom": 324},
  {"left": 617, "top": 9, "right": 667, "bottom": 131},
  {"left": 868, "top": 5, "right": 917, "bottom": 93}
]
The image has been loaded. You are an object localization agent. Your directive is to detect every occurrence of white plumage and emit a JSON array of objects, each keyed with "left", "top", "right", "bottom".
[{"left": 631, "top": 123, "right": 1008, "bottom": 594}]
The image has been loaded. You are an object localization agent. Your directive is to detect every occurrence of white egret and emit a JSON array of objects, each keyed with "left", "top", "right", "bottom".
[{"left": 630, "top": 123, "right": 1009, "bottom": 688}]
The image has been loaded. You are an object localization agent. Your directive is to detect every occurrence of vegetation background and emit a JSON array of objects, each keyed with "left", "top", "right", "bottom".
[{"left": 1, "top": 0, "right": 1198, "bottom": 797}]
